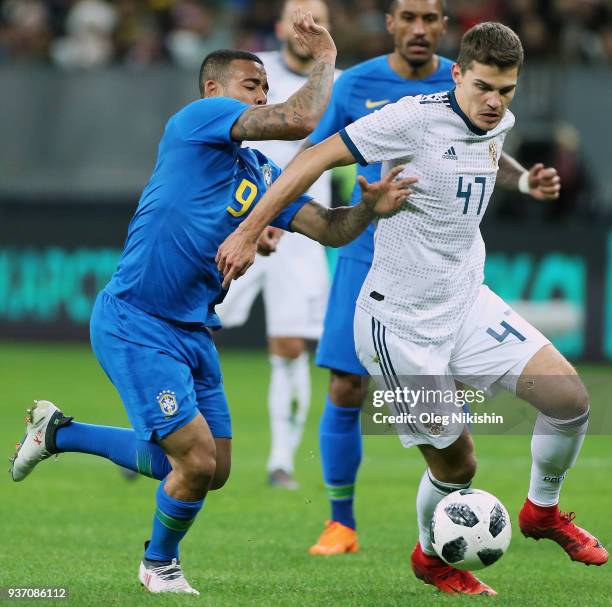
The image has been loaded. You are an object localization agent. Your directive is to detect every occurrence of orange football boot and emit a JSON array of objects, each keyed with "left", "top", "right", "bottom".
[
  {"left": 308, "top": 520, "right": 359, "bottom": 555},
  {"left": 411, "top": 543, "right": 497, "bottom": 596},
  {"left": 519, "top": 498, "right": 608, "bottom": 566}
]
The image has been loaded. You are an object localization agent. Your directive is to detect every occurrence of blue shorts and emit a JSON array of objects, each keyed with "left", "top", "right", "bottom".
[
  {"left": 90, "top": 290, "right": 231, "bottom": 442},
  {"left": 315, "top": 256, "right": 370, "bottom": 376}
]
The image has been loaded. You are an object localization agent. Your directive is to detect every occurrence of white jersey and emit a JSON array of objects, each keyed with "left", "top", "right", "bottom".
[{"left": 344, "top": 91, "right": 515, "bottom": 344}]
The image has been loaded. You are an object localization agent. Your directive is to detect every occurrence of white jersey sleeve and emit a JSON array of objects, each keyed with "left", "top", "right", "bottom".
[{"left": 342, "top": 96, "right": 425, "bottom": 164}]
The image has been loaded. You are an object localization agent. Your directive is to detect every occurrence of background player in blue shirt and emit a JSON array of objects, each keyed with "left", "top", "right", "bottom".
[
  {"left": 9, "top": 11, "right": 416, "bottom": 595},
  {"left": 305, "top": 0, "right": 455, "bottom": 555}
]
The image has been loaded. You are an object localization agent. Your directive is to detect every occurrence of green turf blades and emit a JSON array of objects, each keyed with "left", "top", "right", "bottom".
[{"left": 0, "top": 344, "right": 610, "bottom": 606}]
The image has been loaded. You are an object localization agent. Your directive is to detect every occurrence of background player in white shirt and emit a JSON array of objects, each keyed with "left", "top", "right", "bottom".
[
  {"left": 218, "top": 22, "right": 607, "bottom": 596},
  {"left": 216, "top": 0, "right": 338, "bottom": 489}
]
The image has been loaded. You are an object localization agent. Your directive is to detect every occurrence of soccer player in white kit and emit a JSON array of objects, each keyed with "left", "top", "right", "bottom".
[
  {"left": 216, "top": 0, "right": 339, "bottom": 489},
  {"left": 218, "top": 22, "right": 608, "bottom": 595}
]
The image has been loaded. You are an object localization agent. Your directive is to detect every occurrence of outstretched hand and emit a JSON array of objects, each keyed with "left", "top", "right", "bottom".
[
  {"left": 216, "top": 228, "right": 258, "bottom": 289},
  {"left": 358, "top": 165, "right": 418, "bottom": 218},
  {"left": 292, "top": 7, "right": 336, "bottom": 61},
  {"left": 528, "top": 163, "right": 561, "bottom": 200}
]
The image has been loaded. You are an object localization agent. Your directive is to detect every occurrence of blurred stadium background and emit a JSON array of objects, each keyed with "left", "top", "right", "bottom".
[
  {"left": 1, "top": 0, "right": 612, "bottom": 358},
  {"left": 1, "top": 2, "right": 611, "bottom": 605}
]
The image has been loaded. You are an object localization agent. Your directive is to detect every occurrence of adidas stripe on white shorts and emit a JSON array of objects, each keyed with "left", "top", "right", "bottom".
[{"left": 354, "top": 285, "right": 550, "bottom": 449}]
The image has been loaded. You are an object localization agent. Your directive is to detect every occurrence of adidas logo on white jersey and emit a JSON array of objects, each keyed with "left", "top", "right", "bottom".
[{"left": 442, "top": 146, "right": 458, "bottom": 160}]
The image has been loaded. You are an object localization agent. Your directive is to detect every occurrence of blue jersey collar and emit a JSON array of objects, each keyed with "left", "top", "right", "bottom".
[
  {"left": 385, "top": 54, "right": 446, "bottom": 83},
  {"left": 448, "top": 88, "right": 488, "bottom": 136}
]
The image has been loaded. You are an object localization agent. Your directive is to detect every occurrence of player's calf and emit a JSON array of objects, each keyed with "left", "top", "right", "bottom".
[
  {"left": 418, "top": 429, "right": 477, "bottom": 486},
  {"left": 208, "top": 437, "right": 231, "bottom": 490}
]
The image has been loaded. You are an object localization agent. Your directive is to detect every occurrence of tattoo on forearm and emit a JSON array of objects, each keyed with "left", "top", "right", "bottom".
[
  {"left": 233, "top": 62, "right": 335, "bottom": 140},
  {"left": 324, "top": 204, "right": 373, "bottom": 246}
]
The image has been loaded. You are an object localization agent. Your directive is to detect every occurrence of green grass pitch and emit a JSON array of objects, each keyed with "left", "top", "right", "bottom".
[{"left": 0, "top": 343, "right": 610, "bottom": 606}]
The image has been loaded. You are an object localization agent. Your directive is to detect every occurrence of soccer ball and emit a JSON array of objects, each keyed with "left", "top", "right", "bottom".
[{"left": 431, "top": 488, "right": 511, "bottom": 571}]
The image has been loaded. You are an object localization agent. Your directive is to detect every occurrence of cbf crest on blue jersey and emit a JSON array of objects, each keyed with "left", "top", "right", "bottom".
[
  {"left": 262, "top": 163, "right": 273, "bottom": 188},
  {"left": 157, "top": 390, "right": 178, "bottom": 416}
]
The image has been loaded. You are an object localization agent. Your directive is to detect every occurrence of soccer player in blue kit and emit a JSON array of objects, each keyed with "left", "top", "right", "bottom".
[{"left": 9, "top": 11, "right": 416, "bottom": 595}]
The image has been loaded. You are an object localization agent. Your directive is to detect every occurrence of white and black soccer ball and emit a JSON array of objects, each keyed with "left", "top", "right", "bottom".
[{"left": 431, "top": 488, "right": 511, "bottom": 571}]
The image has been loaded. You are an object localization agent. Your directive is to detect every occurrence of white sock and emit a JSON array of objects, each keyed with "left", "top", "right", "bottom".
[
  {"left": 267, "top": 355, "right": 296, "bottom": 474},
  {"left": 528, "top": 408, "right": 589, "bottom": 507},
  {"left": 417, "top": 469, "right": 472, "bottom": 555},
  {"left": 287, "top": 352, "right": 311, "bottom": 456}
]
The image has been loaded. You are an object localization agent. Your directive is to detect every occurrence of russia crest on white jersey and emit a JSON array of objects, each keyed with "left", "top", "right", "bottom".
[{"left": 343, "top": 91, "right": 515, "bottom": 344}]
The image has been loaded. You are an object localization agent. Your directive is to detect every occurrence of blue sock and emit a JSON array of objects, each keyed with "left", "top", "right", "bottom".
[
  {"left": 55, "top": 422, "right": 171, "bottom": 479},
  {"left": 319, "top": 396, "right": 362, "bottom": 530},
  {"left": 145, "top": 480, "right": 204, "bottom": 561}
]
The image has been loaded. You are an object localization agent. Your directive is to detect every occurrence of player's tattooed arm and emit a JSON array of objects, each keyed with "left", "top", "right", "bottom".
[
  {"left": 231, "top": 62, "right": 334, "bottom": 141},
  {"left": 230, "top": 11, "right": 336, "bottom": 142},
  {"left": 498, "top": 152, "right": 561, "bottom": 200},
  {"left": 290, "top": 202, "right": 375, "bottom": 247},
  {"left": 290, "top": 167, "right": 417, "bottom": 247}
]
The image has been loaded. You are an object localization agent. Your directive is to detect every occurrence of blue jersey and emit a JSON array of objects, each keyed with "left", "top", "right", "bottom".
[
  {"left": 310, "top": 54, "right": 454, "bottom": 263},
  {"left": 106, "top": 97, "right": 310, "bottom": 329}
]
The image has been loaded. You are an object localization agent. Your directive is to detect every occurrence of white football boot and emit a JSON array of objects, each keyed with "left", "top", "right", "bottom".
[
  {"left": 9, "top": 400, "right": 72, "bottom": 482},
  {"left": 139, "top": 558, "right": 200, "bottom": 594}
]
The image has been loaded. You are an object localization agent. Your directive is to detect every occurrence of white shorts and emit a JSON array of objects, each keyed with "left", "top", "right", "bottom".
[
  {"left": 216, "top": 232, "right": 329, "bottom": 339},
  {"left": 354, "top": 285, "right": 551, "bottom": 449}
]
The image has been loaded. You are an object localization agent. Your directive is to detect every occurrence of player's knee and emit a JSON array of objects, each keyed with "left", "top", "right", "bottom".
[
  {"left": 565, "top": 380, "right": 589, "bottom": 418},
  {"left": 329, "top": 371, "right": 366, "bottom": 407},
  {"left": 180, "top": 449, "right": 217, "bottom": 492},
  {"left": 550, "top": 374, "right": 590, "bottom": 419},
  {"left": 436, "top": 454, "right": 477, "bottom": 485},
  {"left": 269, "top": 337, "right": 304, "bottom": 359}
]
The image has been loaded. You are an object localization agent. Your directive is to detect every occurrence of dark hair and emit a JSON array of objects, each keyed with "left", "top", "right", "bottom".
[
  {"left": 457, "top": 22, "right": 524, "bottom": 73},
  {"left": 388, "top": 0, "right": 445, "bottom": 15},
  {"left": 199, "top": 49, "right": 264, "bottom": 96}
]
